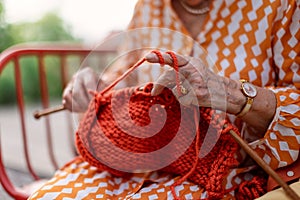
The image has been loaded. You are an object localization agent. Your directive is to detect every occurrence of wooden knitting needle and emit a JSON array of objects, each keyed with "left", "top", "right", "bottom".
[
  {"left": 33, "top": 105, "right": 66, "bottom": 119},
  {"left": 227, "top": 127, "right": 300, "bottom": 200},
  {"left": 33, "top": 102, "right": 300, "bottom": 199}
]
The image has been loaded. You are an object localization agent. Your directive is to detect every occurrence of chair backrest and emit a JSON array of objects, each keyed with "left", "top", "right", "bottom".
[{"left": 0, "top": 43, "right": 116, "bottom": 199}]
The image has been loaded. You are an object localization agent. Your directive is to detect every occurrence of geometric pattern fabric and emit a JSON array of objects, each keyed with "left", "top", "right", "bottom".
[{"left": 29, "top": 0, "right": 300, "bottom": 199}]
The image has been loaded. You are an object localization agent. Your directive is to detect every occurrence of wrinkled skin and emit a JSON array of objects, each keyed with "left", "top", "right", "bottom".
[
  {"left": 146, "top": 51, "right": 228, "bottom": 111},
  {"left": 62, "top": 67, "right": 98, "bottom": 112}
]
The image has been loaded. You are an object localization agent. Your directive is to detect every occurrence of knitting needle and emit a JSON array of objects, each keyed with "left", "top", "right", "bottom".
[
  {"left": 228, "top": 127, "right": 300, "bottom": 200},
  {"left": 33, "top": 102, "right": 300, "bottom": 199},
  {"left": 33, "top": 105, "right": 66, "bottom": 119}
]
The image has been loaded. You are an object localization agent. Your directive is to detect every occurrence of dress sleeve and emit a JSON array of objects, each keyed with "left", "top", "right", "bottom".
[{"left": 250, "top": 0, "right": 300, "bottom": 169}]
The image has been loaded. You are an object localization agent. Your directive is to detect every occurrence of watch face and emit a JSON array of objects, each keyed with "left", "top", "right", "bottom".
[{"left": 242, "top": 82, "right": 257, "bottom": 98}]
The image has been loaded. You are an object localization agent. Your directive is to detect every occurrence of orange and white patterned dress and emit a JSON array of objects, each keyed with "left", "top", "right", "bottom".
[{"left": 29, "top": 0, "right": 300, "bottom": 199}]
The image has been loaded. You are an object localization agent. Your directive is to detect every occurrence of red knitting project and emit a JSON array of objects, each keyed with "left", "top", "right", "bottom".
[{"left": 75, "top": 51, "right": 265, "bottom": 199}]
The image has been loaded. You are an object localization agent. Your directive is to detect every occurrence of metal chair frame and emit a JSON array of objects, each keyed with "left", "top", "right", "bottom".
[{"left": 0, "top": 43, "right": 116, "bottom": 199}]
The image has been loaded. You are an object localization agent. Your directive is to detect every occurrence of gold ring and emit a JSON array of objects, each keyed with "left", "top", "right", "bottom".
[
  {"left": 173, "top": 85, "right": 188, "bottom": 96},
  {"left": 179, "top": 85, "right": 188, "bottom": 95}
]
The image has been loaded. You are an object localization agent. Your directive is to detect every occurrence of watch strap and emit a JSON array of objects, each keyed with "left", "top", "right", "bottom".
[
  {"left": 236, "top": 97, "right": 253, "bottom": 118},
  {"left": 236, "top": 79, "right": 256, "bottom": 118}
]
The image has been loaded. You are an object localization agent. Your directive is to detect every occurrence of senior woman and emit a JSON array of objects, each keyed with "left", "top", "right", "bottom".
[{"left": 29, "top": 0, "right": 300, "bottom": 199}]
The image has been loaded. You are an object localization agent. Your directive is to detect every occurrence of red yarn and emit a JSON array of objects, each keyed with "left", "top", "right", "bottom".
[
  {"left": 75, "top": 50, "right": 266, "bottom": 199},
  {"left": 235, "top": 176, "right": 267, "bottom": 200}
]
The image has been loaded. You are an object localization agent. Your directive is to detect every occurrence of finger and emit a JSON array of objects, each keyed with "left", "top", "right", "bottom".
[
  {"left": 172, "top": 79, "right": 197, "bottom": 107},
  {"left": 83, "top": 70, "right": 99, "bottom": 92},
  {"left": 72, "top": 67, "right": 98, "bottom": 112},
  {"left": 61, "top": 96, "right": 72, "bottom": 111},
  {"left": 62, "top": 83, "right": 73, "bottom": 111},
  {"left": 62, "top": 94, "right": 72, "bottom": 111},
  {"left": 81, "top": 67, "right": 98, "bottom": 87},
  {"left": 72, "top": 80, "right": 91, "bottom": 111},
  {"left": 178, "top": 92, "right": 195, "bottom": 107},
  {"left": 145, "top": 51, "right": 189, "bottom": 67},
  {"left": 63, "top": 85, "right": 87, "bottom": 112},
  {"left": 71, "top": 98, "right": 86, "bottom": 113},
  {"left": 151, "top": 68, "right": 177, "bottom": 96}
]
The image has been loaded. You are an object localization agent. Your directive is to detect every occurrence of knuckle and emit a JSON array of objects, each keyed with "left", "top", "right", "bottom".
[
  {"left": 82, "top": 66, "right": 93, "bottom": 73},
  {"left": 195, "top": 88, "right": 209, "bottom": 97}
]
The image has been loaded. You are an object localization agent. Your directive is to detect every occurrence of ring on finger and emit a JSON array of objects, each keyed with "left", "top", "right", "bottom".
[
  {"left": 179, "top": 85, "right": 188, "bottom": 95},
  {"left": 173, "top": 84, "right": 189, "bottom": 97}
]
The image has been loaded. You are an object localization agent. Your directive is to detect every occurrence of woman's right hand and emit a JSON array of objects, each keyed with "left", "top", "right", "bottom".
[{"left": 62, "top": 67, "right": 99, "bottom": 113}]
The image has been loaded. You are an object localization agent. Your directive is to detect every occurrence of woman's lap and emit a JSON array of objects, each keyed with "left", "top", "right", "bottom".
[{"left": 28, "top": 156, "right": 204, "bottom": 200}]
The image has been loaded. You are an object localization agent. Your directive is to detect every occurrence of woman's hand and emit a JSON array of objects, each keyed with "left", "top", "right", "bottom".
[
  {"left": 62, "top": 67, "right": 99, "bottom": 113},
  {"left": 145, "top": 51, "right": 244, "bottom": 114},
  {"left": 145, "top": 51, "right": 277, "bottom": 136}
]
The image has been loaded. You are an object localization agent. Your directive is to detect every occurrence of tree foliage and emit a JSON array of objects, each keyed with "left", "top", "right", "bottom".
[
  {"left": 0, "top": 1, "right": 14, "bottom": 52},
  {"left": 0, "top": 1, "right": 80, "bottom": 104},
  {"left": 0, "top": 0, "right": 79, "bottom": 48},
  {"left": 9, "top": 12, "right": 79, "bottom": 43}
]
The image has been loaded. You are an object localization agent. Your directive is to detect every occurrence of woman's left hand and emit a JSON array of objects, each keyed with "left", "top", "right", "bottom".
[
  {"left": 144, "top": 51, "right": 277, "bottom": 135},
  {"left": 145, "top": 51, "right": 238, "bottom": 113}
]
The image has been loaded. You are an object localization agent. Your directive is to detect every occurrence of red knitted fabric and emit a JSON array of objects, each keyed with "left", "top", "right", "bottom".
[{"left": 75, "top": 51, "right": 266, "bottom": 199}]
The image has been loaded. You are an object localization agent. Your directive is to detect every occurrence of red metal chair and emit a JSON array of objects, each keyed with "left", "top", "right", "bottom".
[{"left": 0, "top": 43, "right": 116, "bottom": 199}]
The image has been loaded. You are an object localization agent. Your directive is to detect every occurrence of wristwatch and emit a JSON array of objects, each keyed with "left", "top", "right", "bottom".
[{"left": 236, "top": 79, "right": 257, "bottom": 118}]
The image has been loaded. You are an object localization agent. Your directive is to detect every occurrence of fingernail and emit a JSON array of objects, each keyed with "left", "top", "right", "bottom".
[
  {"left": 150, "top": 89, "right": 157, "bottom": 96},
  {"left": 151, "top": 87, "right": 162, "bottom": 96},
  {"left": 145, "top": 52, "right": 156, "bottom": 61},
  {"left": 62, "top": 99, "right": 66, "bottom": 105}
]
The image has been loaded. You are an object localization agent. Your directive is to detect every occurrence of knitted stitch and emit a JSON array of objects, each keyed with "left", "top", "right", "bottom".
[{"left": 75, "top": 51, "right": 266, "bottom": 199}]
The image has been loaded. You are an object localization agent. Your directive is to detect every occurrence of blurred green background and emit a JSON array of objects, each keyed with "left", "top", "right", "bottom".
[{"left": 0, "top": 0, "right": 80, "bottom": 105}]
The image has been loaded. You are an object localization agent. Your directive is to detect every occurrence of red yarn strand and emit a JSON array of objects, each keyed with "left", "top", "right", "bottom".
[
  {"left": 100, "top": 50, "right": 181, "bottom": 95},
  {"left": 100, "top": 57, "right": 146, "bottom": 95},
  {"left": 166, "top": 51, "right": 181, "bottom": 96},
  {"left": 151, "top": 50, "right": 165, "bottom": 65},
  {"left": 171, "top": 107, "right": 200, "bottom": 200}
]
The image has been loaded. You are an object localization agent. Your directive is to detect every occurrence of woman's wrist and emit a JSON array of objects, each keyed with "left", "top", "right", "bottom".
[
  {"left": 225, "top": 78, "right": 277, "bottom": 135},
  {"left": 225, "top": 79, "right": 276, "bottom": 119},
  {"left": 225, "top": 79, "right": 247, "bottom": 115},
  {"left": 244, "top": 86, "right": 276, "bottom": 117}
]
